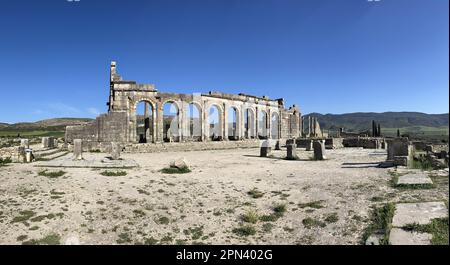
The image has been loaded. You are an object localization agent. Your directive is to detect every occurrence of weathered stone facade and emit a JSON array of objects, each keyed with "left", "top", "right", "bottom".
[{"left": 66, "top": 62, "right": 302, "bottom": 147}]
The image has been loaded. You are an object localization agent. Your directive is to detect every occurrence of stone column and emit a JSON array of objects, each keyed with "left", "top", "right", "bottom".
[
  {"left": 156, "top": 103, "right": 164, "bottom": 142},
  {"left": 286, "top": 144, "right": 297, "bottom": 160},
  {"left": 255, "top": 107, "right": 259, "bottom": 139},
  {"left": 260, "top": 140, "right": 272, "bottom": 157},
  {"left": 204, "top": 103, "right": 209, "bottom": 141},
  {"left": 178, "top": 105, "right": 183, "bottom": 142},
  {"left": 306, "top": 140, "right": 313, "bottom": 151},
  {"left": 144, "top": 102, "right": 150, "bottom": 142},
  {"left": 20, "top": 139, "right": 29, "bottom": 149},
  {"left": 73, "top": 139, "right": 83, "bottom": 160},
  {"left": 308, "top": 116, "right": 311, "bottom": 137},
  {"left": 223, "top": 103, "right": 228, "bottom": 141},
  {"left": 152, "top": 106, "right": 157, "bottom": 143},
  {"left": 313, "top": 140, "right": 326, "bottom": 160},
  {"left": 111, "top": 142, "right": 120, "bottom": 160}
]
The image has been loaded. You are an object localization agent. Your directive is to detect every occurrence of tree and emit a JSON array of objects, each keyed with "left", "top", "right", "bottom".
[
  {"left": 377, "top": 123, "right": 381, "bottom": 137},
  {"left": 397, "top": 129, "right": 400, "bottom": 137}
]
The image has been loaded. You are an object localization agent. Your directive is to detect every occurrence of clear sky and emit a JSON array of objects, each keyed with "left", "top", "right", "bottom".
[{"left": 0, "top": 0, "right": 448, "bottom": 123}]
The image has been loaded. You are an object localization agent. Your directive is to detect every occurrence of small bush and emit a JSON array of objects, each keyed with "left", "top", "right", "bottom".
[
  {"left": 298, "top": 200, "right": 325, "bottom": 209},
  {"left": 247, "top": 188, "right": 264, "bottom": 199},
  {"left": 232, "top": 225, "right": 256, "bottom": 237},
  {"left": 0, "top": 157, "right": 12, "bottom": 166},
  {"left": 38, "top": 170, "right": 66, "bottom": 178},
  {"left": 160, "top": 167, "right": 191, "bottom": 174},
  {"left": 100, "top": 170, "right": 127, "bottom": 176},
  {"left": 273, "top": 203, "right": 287, "bottom": 217},
  {"left": 259, "top": 214, "right": 279, "bottom": 222},
  {"left": 241, "top": 210, "right": 259, "bottom": 224},
  {"left": 302, "top": 217, "right": 326, "bottom": 228},
  {"left": 324, "top": 213, "right": 339, "bottom": 223},
  {"left": 22, "top": 234, "right": 61, "bottom": 245}
]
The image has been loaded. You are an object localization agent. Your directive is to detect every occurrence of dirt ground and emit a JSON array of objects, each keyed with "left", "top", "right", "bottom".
[{"left": 0, "top": 147, "right": 448, "bottom": 245}]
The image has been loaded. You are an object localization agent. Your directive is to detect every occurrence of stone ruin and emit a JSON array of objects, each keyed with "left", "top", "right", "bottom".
[
  {"left": 386, "top": 137, "right": 414, "bottom": 167},
  {"left": 65, "top": 62, "right": 304, "bottom": 151}
]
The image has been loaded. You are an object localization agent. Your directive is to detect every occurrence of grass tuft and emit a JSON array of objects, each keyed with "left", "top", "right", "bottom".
[
  {"left": 38, "top": 170, "right": 66, "bottom": 178},
  {"left": 100, "top": 170, "right": 127, "bottom": 176},
  {"left": 402, "top": 217, "right": 449, "bottom": 245},
  {"left": 160, "top": 167, "right": 191, "bottom": 174},
  {"left": 361, "top": 203, "right": 396, "bottom": 245},
  {"left": 232, "top": 225, "right": 256, "bottom": 237},
  {"left": 247, "top": 188, "right": 264, "bottom": 199}
]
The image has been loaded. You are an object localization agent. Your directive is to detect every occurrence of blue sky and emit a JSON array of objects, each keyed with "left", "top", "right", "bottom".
[{"left": 0, "top": 0, "right": 448, "bottom": 123}]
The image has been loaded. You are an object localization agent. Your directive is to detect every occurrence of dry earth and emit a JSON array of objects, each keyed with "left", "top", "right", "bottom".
[{"left": 0, "top": 147, "right": 448, "bottom": 245}]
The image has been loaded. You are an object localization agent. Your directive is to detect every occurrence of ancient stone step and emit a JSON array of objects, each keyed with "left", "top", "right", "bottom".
[
  {"left": 392, "top": 202, "right": 448, "bottom": 227},
  {"left": 396, "top": 172, "right": 433, "bottom": 186},
  {"left": 389, "top": 228, "right": 432, "bottom": 245},
  {"left": 41, "top": 151, "right": 70, "bottom": 160}
]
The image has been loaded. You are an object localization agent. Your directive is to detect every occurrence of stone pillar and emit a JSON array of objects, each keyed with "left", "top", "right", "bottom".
[
  {"left": 286, "top": 144, "right": 297, "bottom": 160},
  {"left": 73, "top": 139, "right": 83, "bottom": 160},
  {"left": 313, "top": 140, "right": 326, "bottom": 160},
  {"left": 111, "top": 142, "right": 120, "bottom": 160},
  {"left": 42, "top": 137, "right": 49, "bottom": 148},
  {"left": 275, "top": 140, "right": 281, "bottom": 150},
  {"left": 305, "top": 140, "right": 313, "bottom": 151},
  {"left": 308, "top": 116, "right": 311, "bottom": 137},
  {"left": 17, "top": 146, "right": 26, "bottom": 163},
  {"left": 313, "top": 117, "right": 317, "bottom": 137},
  {"left": 255, "top": 107, "right": 259, "bottom": 138},
  {"left": 223, "top": 103, "right": 228, "bottom": 141},
  {"left": 48, "top": 137, "right": 55, "bottom": 148},
  {"left": 20, "top": 139, "right": 29, "bottom": 149},
  {"left": 260, "top": 140, "right": 272, "bottom": 157},
  {"left": 157, "top": 104, "right": 164, "bottom": 142},
  {"left": 152, "top": 107, "right": 157, "bottom": 143},
  {"left": 25, "top": 150, "right": 33, "bottom": 163}
]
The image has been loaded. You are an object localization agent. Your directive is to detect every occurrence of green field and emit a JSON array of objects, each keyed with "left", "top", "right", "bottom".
[
  {"left": 0, "top": 130, "right": 65, "bottom": 138},
  {"left": 381, "top": 126, "right": 449, "bottom": 142}
]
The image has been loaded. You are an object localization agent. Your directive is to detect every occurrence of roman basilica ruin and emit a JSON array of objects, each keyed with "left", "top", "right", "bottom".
[{"left": 65, "top": 62, "right": 311, "bottom": 149}]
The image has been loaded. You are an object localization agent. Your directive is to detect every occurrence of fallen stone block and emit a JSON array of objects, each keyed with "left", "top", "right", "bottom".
[
  {"left": 396, "top": 173, "right": 433, "bottom": 186},
  {"left": 389, "top": 228, "right": 432, "bottom": 245},
  {"left": 392, "top": 202, "right": 448, "bottom": 227}
]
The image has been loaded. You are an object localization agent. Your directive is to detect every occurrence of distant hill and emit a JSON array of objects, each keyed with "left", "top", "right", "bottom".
[
  {"left": 304, "top": 112, "right": 449, "bottom": 132},
  {"left": 0, "top": 118, "right": 93, "bottom": 131}
]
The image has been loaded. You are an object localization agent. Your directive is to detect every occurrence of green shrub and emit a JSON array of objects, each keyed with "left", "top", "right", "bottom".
[
  {"left": 160, "top": 167, "right": 191, "bottom": 174},
  {"left": 100, "top": 170, "right": 127, "bottom": 176},
  {"left": 232, "top": 225, "right": 256, "bottom": 237},
  {"left": 38, "top": 170, "right": 66, "bottom": 178}
]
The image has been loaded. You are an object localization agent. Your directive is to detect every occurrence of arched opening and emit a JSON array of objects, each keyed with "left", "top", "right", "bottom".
[
  {"left": 136, "top": 101, "right": 154, "bottom": 143},
  {"left": 228, "top": 107, "right": 238, "bottom": 140},
  {"left": 208, "top": 105, "right": 222, "bottom": 141},
  {"left": 271, "top": 112, "right": 279, "bottom": 139},
  {"left": 258, "top": 110, "right": 268, "bottom": 139},
  {"left": 187, "top": 103, "right": 202, "bottom": 141},
  {"left": 163, "top": 102, "right": 180, "bottom": 142},
  {"left": 244, "top": 108, "right": 255, "bottom": 139}
]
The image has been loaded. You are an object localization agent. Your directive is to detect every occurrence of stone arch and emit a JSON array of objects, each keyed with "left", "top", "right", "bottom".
[
  {"left": 227, "top": 106, "right": 240, "bottom": 140},
  {"left": 162, "top": 100, "right": 181, "bottom": 142},
  {"left": 258, "top": 109, "right": 268, "bottom": 139},
  {"left": 243, "top": 107, "right": 256, "bottom": 139},
  {"left": 130, "top": 99, "right": 157, "bottom": 143},
  {"left": 187, "top": 101, "right": 203, "bottom": 141},
  {"left": 271, "top": 111, "right": 280, "bottom": 139},
  {"left": 206, "top": 103, "right": 223, "bottom": 141}
]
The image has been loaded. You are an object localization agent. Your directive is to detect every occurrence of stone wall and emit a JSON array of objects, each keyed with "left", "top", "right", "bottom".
[
  {"left": 65, "top": 62, "right": 303, "bottom": 146},
  {"left": 343, "top": 137, "right": 385, "bottom": 149},
  {"left": 0, "top": 146, "right": 25, "bottom": 163}
]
